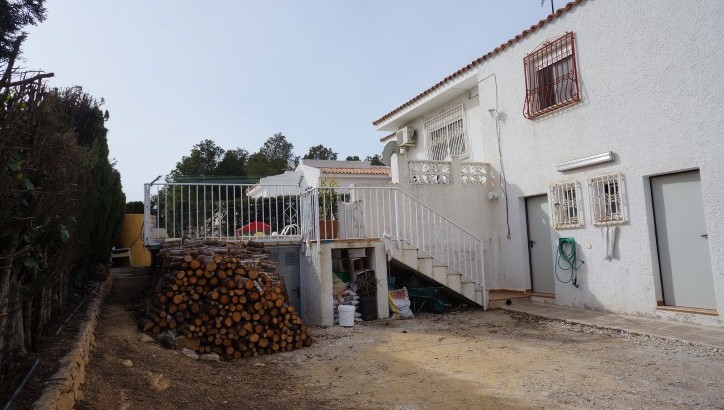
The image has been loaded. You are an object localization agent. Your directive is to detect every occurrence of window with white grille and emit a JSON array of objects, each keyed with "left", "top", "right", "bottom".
[
  {"left": 424, "top": 105, "right": 468, "bottom": 161},
  {"left": 589, "top": 173, "right": 625, "bottom": 225},
  {"left": 550, "top": 181, "right": 583, "bottom": 229}
]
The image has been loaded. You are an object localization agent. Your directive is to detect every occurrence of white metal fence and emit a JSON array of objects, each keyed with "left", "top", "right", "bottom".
[{"left": 143, "top": 182, "right": 301, "bottom": 245}]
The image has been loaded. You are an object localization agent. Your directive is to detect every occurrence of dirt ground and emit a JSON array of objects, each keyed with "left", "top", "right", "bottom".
[{"left": 78, "top": 275, "right": 724, "bottom": 410}]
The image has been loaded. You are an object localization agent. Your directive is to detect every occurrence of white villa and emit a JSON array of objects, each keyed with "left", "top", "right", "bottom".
[
  {"left": 374, "top": 0, "right": 724, "bottom": 326},
  {"left": 146, "top": 0, "right": 723, "bottom": 328}
]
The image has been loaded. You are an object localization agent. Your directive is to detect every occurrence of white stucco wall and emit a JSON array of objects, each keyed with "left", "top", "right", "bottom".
[
  {"left": 475, "top": 0, "right": 724, "bottom": 325},
  {"left": 380, "top": 0, "right": 724, "bottom": 325}
]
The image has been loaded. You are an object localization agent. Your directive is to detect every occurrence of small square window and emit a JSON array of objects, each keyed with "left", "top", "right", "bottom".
[
  {"left": 550, "top": 181, "right": 583, "bottom": 229},
  {"left": 589, "top": 173, "right": 626, "bottom": 225},
  {"left": 524, "top": 32, "right": 580, "bottom": 119}
]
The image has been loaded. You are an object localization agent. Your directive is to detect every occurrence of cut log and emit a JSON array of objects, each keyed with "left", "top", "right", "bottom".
[{"left": 145, "top": 239, "right": 311, "bottom": 360}]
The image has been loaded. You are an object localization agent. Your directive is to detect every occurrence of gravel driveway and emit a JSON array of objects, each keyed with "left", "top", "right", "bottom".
[{"left": 78, "top": 276, "right": 724, "bottom": 409}]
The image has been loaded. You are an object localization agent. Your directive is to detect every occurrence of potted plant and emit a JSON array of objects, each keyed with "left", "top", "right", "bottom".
[{"left": 318, "top": 179, "right": 339, "bottom": 239}]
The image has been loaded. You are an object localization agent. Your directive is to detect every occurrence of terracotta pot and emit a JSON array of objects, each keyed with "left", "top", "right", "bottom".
[{"left": 318, "top": 220, "right": 339, "bottom": 239}]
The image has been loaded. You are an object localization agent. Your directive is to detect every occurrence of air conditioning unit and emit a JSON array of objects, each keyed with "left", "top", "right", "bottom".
[{"left": 396, "top": 127, "right": 416, "bottom": 147}]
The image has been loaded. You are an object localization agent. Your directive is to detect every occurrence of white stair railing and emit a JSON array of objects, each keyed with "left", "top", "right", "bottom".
[{"left": 300, "top": 186, "right": 485, "bottom": 289}]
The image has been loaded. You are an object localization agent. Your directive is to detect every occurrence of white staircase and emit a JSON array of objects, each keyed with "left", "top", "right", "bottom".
[
  {"left": 390, "top": 242, "right": 485, "bottom": 306},
  {"left": 300, "top": 186, "right": 487, "bottom": 308}
]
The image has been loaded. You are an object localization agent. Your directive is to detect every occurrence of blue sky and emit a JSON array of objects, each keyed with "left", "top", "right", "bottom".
[{"left": 22, "top": 1, "right": 555, "bottom": 201}]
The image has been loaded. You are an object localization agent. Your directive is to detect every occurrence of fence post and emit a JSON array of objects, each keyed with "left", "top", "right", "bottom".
[
  {"left": 314, "top": 189, "right": 320, "bottom": 249},
  {"left": 479, "top": 239, "right": 487, "bottom": 310},
  {"left": 144, "top": 183, "right": 152, "bottom": 245},
  {"left": 394, "top": 189, "right": 400, "bottom": 242}
]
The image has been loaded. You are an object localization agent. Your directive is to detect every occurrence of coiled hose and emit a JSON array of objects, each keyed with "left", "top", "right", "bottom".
[{"left": 555, "top": 237, "right": 584, "bottom": 288}]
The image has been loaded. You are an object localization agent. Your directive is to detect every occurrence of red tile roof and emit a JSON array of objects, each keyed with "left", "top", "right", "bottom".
[
  {"left": 372, "top": 0, "right": 585, "bottom": 127},
  {"left": 320, "top": 167, "right": 391, "bottom": 176}
]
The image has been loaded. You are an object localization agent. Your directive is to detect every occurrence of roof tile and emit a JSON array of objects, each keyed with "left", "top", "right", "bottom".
[
  {"left": 320, "top": 167, "right": 391, "bottom": 176},
  {"left": 372, "top": 0, "right": 585, "bottom": 127}
]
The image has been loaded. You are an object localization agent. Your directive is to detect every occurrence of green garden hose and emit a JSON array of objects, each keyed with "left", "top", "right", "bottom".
[{"left": 555, "top": 237, "right": 584, "bottom": 288}]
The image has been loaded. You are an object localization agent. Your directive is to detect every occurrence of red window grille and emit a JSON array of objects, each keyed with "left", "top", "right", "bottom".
[{"left": 523, "top": 32, "right": 580, "bottom": 119}]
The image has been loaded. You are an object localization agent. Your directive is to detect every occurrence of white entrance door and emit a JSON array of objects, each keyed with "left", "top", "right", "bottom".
[
  {"left": 651, "top": 170, "right": 716, "bottom": 310},
  {"left": 526, "top": 195, "right": 555, "bottom": 294}
]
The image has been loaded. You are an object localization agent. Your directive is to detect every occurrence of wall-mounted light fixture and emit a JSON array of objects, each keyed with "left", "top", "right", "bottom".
[{"left": 556, "top": 151, "right": 614, "bottom": 172}]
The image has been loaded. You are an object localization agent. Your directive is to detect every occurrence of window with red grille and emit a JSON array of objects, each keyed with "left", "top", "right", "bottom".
[{"left": 523, "top": 32, "right": 580, "bottom": 119}]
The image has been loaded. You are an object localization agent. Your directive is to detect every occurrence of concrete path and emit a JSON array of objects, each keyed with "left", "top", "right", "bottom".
[{"left": 503, "top": 302, "right": 724, "bottom": 350}]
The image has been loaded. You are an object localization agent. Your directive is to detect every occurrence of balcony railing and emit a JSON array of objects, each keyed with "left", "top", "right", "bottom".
[{"left": 143, "top": 182, "right": 302, "bottom": 246}]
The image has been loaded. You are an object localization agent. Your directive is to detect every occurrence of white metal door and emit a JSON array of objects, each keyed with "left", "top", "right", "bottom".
[
  {"left": 651, "top": 170, "right": 716, "bottom": 310},
  {"left": 526, "top": 195, "right": 556, "bottom": 294}
]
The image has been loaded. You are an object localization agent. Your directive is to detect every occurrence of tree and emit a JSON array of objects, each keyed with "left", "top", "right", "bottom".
[
  {"left": 303, "top": 144, "right": 337, "bottom": 160},
  {"left": 246, "top": 133, "right": 295, "bottom": 177},
  {"left": 260, "top": 133, "right": 294, "bottom": 169},
  {"left": 0, "top": 0, "right": 46, "bottom": 62},
  {"left": 171, "top": 139, "right": 225, "bottom": 178},
  {"left": 365, "top": 154, "right": 385, "bottom": 166},
  {"left": 214, "top": 148, "right": 249, "bottom": 176},
  {"left": 0, "top": 81, "right": 124, "bottom": 378},
  {"left": 345, "top": 155, "right": 360, "bottom": 161}
]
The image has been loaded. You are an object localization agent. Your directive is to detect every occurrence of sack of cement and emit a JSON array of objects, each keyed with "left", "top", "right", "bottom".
[{"left": 388, "top": 287, "right": 414, "bottom": 320}]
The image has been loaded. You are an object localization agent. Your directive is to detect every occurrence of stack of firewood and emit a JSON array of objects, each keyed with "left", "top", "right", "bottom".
[{"left": 143, "top": 239, "right": 311, "bottom": 359}]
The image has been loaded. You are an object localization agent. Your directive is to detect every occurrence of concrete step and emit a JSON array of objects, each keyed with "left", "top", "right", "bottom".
[
  {"left": 488, "top": 290, "right": 531, "bottom": 310},
  {"left": 462, "top": 282, "right": 476, "bottom": 301},
  {"left": 401, "top": 248, "right": 418, "bottom": 267},
  {"left": 416, "top": 256, "right": 432, "bottom": 277},
  {"left": 431, "top": 266, "right": 448, "bottom": 285},
  {"left": 475, "top": 289, "right": 484, "bottom": 305},
  {"left": 446, "top": 272, "right": 462, "bottom": 294}
]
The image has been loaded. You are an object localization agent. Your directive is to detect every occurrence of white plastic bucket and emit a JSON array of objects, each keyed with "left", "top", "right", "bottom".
[{"left": 338, "top": 305, "right": 356, "bottom": 327}]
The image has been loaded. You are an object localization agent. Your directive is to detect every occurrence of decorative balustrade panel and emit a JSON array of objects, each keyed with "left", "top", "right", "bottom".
[
  {"left": 409, "top": 160, "right": 451, "bottom": 184},
  {"left": 461, "top": 162, "right": 490, "bottom": 185}
]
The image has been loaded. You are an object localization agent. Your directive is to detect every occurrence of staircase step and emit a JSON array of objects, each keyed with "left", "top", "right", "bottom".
[
  {"left": 417, "top": 250, "right": 432, "bottom": 259},
  {"left": 475, "top": 289, "right": 484, "bottom": 305},
  {"left": 460, "top": 276, "right": 475, "bottom": 284},
  {"left": 461, "top": 282, "right": 476, "bottom": 301},
  {"left": 432, "top": 266, "right": 448, "bottom": 285},
  {"left": 402, "top": 249, "right": 418, "bottom": 267},
  {"left": 446, "top": 272, "right": 461, "bottom": 293},
  {"left": 416, "top": 257, "right": 432, "bottom": 277},
  {"left": 487, "top": 290, "right": 531, "bottom": 310},
  {"left": 432, "top": 260, "right": 447, "bottom": 268}
]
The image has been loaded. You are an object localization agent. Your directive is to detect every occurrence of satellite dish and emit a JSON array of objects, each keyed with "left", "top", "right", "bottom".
[{"left": 381, "top": 140, "right": 400, "bottom": 166}]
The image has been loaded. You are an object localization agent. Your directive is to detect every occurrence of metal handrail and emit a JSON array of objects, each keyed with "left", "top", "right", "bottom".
[{"left": 300, "top": 186, "right": 485, "bottom": 289}]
